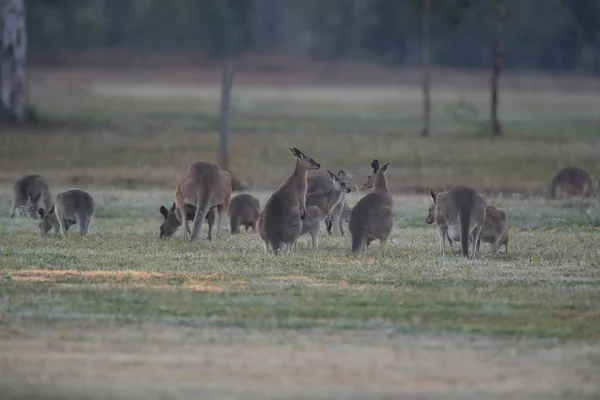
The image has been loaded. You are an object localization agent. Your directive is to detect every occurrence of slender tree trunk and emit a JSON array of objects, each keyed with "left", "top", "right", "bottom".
[
  {"left": 491, "top": 0, "right": 504, "bottom": 136},
  {"left": 218, "top": 1, "right": 237, "bottom": 172},
  {"left": 0, "top": 0, "right": 27, "bottom": 123},
  {"left": 421, "top": 0, "right": 431, "bottom": 137}
]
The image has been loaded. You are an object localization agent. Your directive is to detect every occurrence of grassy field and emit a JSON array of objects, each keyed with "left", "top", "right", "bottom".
[{"left": 1, "top": 65, "right": 600, "bottom": 399}]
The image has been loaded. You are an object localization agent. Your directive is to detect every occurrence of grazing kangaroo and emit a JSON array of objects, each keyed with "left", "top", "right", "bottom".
[
  {"left": 228, "top": 193, "right": 260, "bottom": 234},
  {"left": 307, "top": 169, "right": 353, "bottom": 236},
  {"left": 38, "top": 189, "right": 94, "bottom": 236},
  {"left": 349, "top": 160, "right": 394, "bottom": 256},
  {"left": 11, "top": 174, "right": 52, "bottom": 218},
  {"left": 174, "top": 162, "right": 231, "bottom": 242},
  {"left": 261, "top": 147, "right": 321, "bottom": 255},
  {"left": 477, "top": 205, "right": 509, "bottom": 254},
  {"left": 551, "top": 167, "right": 594, "bottom": 199},
  {"left": 427, "top": 186, "right": 486, "bottom": 257},
  {"left": 159, "top": 203, "right": 215, "bottom": 240}
]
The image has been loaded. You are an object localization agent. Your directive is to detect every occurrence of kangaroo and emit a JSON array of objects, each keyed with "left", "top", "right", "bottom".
[
  {"left": 261, "top": 147, "right": 321, "bottom": 255},
  {"left": 294, "top": 170, "right": 351, "bottom": 250},
  {"left": 307, "top": 169, "right": 353, "bottom": 236},
  {"left": 426, "top": 202, "right": 506, "bottom": 255},
  {"left": 159, "top": 203, "right": 215, "bottom": 240},
  {"left": 11, "top": 174, "right": 52, "bottom": 218},
  {"left": 295, "top": 206, "right": 326, "bottom": 250},
  {"left": 326, "top": 202, "right": 352, "bottom": 235},
  {"left": 174, "top": 162, "right": 232, "bottom": 242},
  {"left": 307, "top": 170, "right": 352, "bottom": 221},
  {"left": 38, "top": 189, "right": 94, "bottom": 236},
  {"left": 551, "top": 167, "right": 594, "bottom": 199},
  {"left": 427, "top": 186, "right": 486, "bottom": 257},
  {"left": 476, "top": 205, "right": 509, "bottom": 254},
  {"left": 228, "top": 194, "right": 260, "bottom": 234},
  {"left": 349, "top": 160, "right": 394, "bottom": 257}
]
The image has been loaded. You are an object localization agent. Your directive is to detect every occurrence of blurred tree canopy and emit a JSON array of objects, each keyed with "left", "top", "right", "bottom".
[{"left": 26, "top": 0, "right": 600, "bottom": 73}]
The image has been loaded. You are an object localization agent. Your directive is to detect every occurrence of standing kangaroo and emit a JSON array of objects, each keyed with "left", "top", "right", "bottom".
[
  {"left": 307, "top": 169, "right": 353, "bottom": 236},
  {"left": 228, "top": 193, "right": 260, "bottom": 234},
  {"left": 11, "top": 174, "right": 52, "bottom": 218},
  {"left": 551, "top": 167, "right": 594, "bottom": 199},
  {"left": 174, "top": 162, "right": 231, "bottom": 242},
  {"left": 297, "top": 170, "right": 352, "bottom": 250},
  {"left": 427, "top": 186, "right": 486, "bottom": 257},
  {"left": 38, "top": 189, "right": 94, "bottom": 236},
  {"left": 261, "top": 147, "right": 321, "bottom": 255},
  {"left": 159, "top": 203, "right": 215, "bottom": 240},
  {"left": 326, "top": 203, "right": 352, "bottom": 235},
  {"left": 349, "top": 160, "right": 394, "bottom": 257}
]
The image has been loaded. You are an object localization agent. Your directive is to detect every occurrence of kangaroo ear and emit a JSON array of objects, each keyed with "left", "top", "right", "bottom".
[
  {"left": 48, "top": 206, "right": 55, "bottom": 214},
  {"left": 289, "top": 147, "right": 304, "bottom": 159},
  {"left": 170, "top": 202, "right": 176, "bottom": 212},
  {"left": 381, "top": 161, "right": 391, "bottom": 172},
  {"left": 338, "top": 169, "right": 346, "bottom": 178},
  {"left": 160, "top": 206, "right": 169, "bottom": 218},
  {"left": 327, "top": 169, "right": 339, "bottom": 181},
  {"left": 38, "top": 208, "right": 45, "bottom": 218},
  {"left": 371, "top": 159, "right": 380, "bottom": 173},
  {"left": 430, "top": 188, "right": 437, "bottom": 203}
]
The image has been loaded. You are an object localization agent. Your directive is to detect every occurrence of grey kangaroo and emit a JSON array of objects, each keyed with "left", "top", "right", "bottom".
[
  {"left": 260, "top": 147, "right": 321, "bottom": 255},
  {"left": 174, "top": 162, "right": 231, "bottom": 242},
  {"left": 38, "top": 189, "right": 94, "bottom": 236},
  {"left": 11, "top": 174, "right": 52, "bottom": 218},
  {"left": 159, "top": 203, "right": 215, "bottom": 240},
  {"left": 228, "top": 193, "right": 260, "bottom": 234},
  {"left": 307, "top": 169, "right": 353, "bottom": 236},
  {"left": 426, "top": 186, "right": 486, "bottom": 257},
  {"left": 349, "top": 160, "right": 394, "bottom": 257},
  {"left": 551, "top": 167, "right": 595, "bottom": 199}
]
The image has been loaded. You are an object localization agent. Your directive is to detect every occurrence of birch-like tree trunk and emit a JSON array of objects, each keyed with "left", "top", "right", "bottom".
[
  {"left": 421, "top": 0, "right": 431, "bottom": 137},
  {"left": 0, "top": 0, "right": 27, "bottom": 122},
  {"left": 491, "top": 0, "right": 503, "bottom": 136},
  {"left": 217, "top": 0, "right": 237, "bottom": 173}
]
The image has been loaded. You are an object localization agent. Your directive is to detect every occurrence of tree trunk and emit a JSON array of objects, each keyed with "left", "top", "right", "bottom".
[
  {"left": 218, "top": 1, "right": 237, "bottom": 172},
  {"left": 421, "top": 0, "right": 431, "bottom": 137},
  {"left": 0, "top": 0, "right": 27, "bottom": 123},
  {"left": 491, "top": 0, "right": 503, "bottom": 136}
]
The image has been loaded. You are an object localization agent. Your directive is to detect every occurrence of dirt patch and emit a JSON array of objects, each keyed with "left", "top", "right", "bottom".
[
  {"left": 0, "top": 322, "right": 598, "bottom": 399},
  {"left": 6, "top": 270, "right": 233, "bottom": 292}
]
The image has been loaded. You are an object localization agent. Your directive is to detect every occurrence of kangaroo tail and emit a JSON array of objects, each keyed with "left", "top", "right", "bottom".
[
  {"left": 351, "top": 232, "right": 365, "bottom": 253},
  {"left": 459, "top": 208, "right": 471, "bottom": 257},
  {"left": 191, "top": 189, "right": 214, "bottom": 241}
]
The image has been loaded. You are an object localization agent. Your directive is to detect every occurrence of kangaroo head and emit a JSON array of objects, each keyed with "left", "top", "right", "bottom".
[
  {"left": 38, "top": 206, "right": 59, "bottom": 233},
  {"left": 362, "top": 159, "right": 380, "bottom": 189},
  {"left": 159, "top": 203, "right": 182, "bottom": 238},
  {"left": 289, "top": 147, "right": 321, "bottom": 171},
  {"left": 328, "top": 169, "right": 352, "bottom": 194},
  {"left": 425, "top": 189, "right": 437, "bottom": 224}
]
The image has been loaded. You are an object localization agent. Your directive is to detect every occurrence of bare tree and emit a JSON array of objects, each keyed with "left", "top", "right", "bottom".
[
  {"left": 491, "top": 0, "right": 504, "bottom": 136},
  {"left": 0, "top": 0, "right": 27, "bottom": 122},
  {"left": 217, "top": 0, "right": 238, "bottom": 173},
  {"left": 421, "top": 0, "right": 431, "bottom": 137}
]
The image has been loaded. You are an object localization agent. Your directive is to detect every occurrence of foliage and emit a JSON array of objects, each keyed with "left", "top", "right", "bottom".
[{"left": 24, "top": 0, "right": 600, "bottom": 73}]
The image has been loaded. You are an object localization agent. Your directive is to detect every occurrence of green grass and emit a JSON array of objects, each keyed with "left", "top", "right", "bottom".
[{"left": 2, "top": 190, "right": 599, "bottom": 340}]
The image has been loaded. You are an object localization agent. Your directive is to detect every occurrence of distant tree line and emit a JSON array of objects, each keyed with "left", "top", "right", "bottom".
[{"left": 26, "top": 0, "right": 600, "bottom": 74}]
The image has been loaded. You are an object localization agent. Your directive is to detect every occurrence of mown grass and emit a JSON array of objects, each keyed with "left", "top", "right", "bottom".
[{"left": 2, "top": 189, "right": 599, "bottom": 340}]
